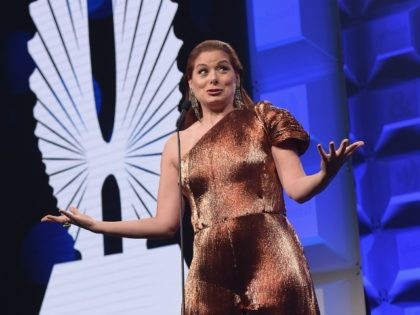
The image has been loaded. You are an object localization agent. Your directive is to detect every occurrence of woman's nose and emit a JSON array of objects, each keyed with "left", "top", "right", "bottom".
[{"left": 208, "top": 70, "right": 218, "bottom": 84}]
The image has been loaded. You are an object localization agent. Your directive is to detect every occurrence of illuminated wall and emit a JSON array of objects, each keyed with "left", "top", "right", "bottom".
[
  {"left": 339, "top": 0, "right": 420, "bottom": 313},
  {"left": 248, "top": 0, "right": 420, "bottom": 314},
  {"left": 246, "top": 0, "right": 366, "bottom": 314}
]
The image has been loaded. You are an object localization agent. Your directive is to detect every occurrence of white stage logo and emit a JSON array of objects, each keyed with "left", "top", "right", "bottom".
[{"left": 28, "top": 0, "right": 184, "bottom": 314}]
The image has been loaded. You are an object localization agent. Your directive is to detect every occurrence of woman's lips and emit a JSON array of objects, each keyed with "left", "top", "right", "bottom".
[{"left": 207, "top": 89, "right": 223, "bottom": 95}]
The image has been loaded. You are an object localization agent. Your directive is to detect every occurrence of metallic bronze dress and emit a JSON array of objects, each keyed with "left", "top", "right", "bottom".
[{"left": 181, "top": 101, "right": 320, "bottom": 314}]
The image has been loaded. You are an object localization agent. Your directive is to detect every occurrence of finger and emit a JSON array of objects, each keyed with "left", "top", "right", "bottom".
[
  {"left": 59, "top": 211, "right": 74, "bottom": 227},
  {"left": 345, "top": 144, "right": 361, "bottom": 157},
  {"left": 337, "top": 139, "right": 349, "bottom": 156},
  {"left": 317, "top": 144, "right": 328, "bottom": 160},
  {"left": 68, "top": 206, "right": 80, "bottom": 215},
  {"left": 59, "top": 209, "right": 74, "bottom": 220},
  {"left": 346, "top": 141, "right": 364, "bottom": 151},
  {"left": 345, "top": 141, "right": 365, "bottom": 155},
  {"left": 353, "top": 140, "right": 365, "bottom": 148},
  {"left": 41, "top": 214, "right": 66, "bottom": 224},
  {"left": 329, "top": 141, "right": 336, "bottom": 158},
  {"left": 59, "top": 209, "right": 70, "bottom": 216},
  {"left": 41, "top": 215, "right": 53, "bottom": 222}
]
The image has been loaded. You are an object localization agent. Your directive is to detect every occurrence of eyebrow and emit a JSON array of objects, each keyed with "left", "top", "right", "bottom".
[{"left": 195, "top": 60, "right": 231, "bottom": 68}]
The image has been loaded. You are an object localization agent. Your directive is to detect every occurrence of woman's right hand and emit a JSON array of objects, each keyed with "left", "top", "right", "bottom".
[{"left": 41, "top": 207, "right": 96, "bottom": 231}]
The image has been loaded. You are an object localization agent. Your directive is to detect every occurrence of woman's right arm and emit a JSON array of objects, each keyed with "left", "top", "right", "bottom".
[{"left": 41, "top": 134, "right": 182, "bottom": 239}]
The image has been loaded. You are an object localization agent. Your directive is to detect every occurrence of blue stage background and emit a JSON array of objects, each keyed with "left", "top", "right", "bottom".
[
  {"left": 341, "top": 0, "right": 420, "bottom": 313},
  {"left": 248, "top": 0, "right": 420, "bottom": 314}
]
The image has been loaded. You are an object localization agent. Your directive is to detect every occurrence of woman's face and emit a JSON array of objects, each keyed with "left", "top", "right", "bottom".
[{"left": 189, "top": 50, "right": 238, "bottom": 112}]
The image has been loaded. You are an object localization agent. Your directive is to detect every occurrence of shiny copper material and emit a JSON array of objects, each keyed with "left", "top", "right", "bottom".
[{"left": 181, "top": 101, "right": 320, "bottom": 314}]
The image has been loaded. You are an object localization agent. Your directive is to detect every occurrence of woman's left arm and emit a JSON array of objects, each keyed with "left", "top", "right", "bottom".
[{"left": 272, "top": 139, "right": 364, "bottom": 203}]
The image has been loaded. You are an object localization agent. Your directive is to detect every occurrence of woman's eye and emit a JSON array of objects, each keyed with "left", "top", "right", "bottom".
[
  {"left": 218, "top": 66, "right": 229, "bottom": 72},
  {"left": 198, "top": 69, "right": 207, "bottom": 75}
]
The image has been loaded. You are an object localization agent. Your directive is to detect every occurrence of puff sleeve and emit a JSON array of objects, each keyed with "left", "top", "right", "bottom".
[{"left": 254, "top": 101, "right": 310, "bottom": 155}]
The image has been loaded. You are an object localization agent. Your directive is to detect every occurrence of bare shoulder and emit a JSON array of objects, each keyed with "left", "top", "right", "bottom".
[
  {"left": 181, "top": 121, "right": 200, "bottom": 139},
  {"left": 164, "top": 132, "right": 178, "bottom": 149},
  {"left": 163, "top": 133, "right": 178, "bottom": 157},
  {"left": 162, "top": 123, "right": 199, "bottom": 166}
]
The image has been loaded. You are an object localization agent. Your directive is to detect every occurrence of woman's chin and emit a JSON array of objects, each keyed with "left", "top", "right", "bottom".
[{"left": 202, "top": 100, "right": 234, "bottom": 113}]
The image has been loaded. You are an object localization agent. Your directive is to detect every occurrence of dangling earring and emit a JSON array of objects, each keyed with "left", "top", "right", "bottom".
[
  {"left": 234, "top": 85, "right": 243, "bottom": 109},
  {"left": 190, "top": 90, "right": 202, "bottom": 120}
]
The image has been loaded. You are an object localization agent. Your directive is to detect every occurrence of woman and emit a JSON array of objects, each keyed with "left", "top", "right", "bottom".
[{"left": 42, "top": 40, "right": 364, "bottom": 314}]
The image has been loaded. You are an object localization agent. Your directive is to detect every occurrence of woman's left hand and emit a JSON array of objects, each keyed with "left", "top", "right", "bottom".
[{"left": 317, "top": 138, "right": 364, "bottom": 180}]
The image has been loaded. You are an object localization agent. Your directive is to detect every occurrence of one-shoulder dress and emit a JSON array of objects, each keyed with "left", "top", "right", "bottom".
[{"left": 181, "top": 101, "right": 320, "bottom": 314}]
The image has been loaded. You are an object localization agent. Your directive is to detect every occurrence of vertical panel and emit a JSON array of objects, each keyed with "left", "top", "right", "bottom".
[
  {"left": 340, "top": 0, "right": 420, "bottom": 313},
  {"left": 247, "top": 0, "right": 366, "bottom": 313}
]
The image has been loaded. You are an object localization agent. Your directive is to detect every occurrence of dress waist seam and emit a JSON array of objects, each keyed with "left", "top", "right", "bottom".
[{"left": 194, "top": 210, "right": 282, "bottom": 234}]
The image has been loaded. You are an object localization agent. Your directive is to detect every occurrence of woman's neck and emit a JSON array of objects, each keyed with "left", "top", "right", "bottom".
[{"left": 200, "top": 104, "right": 235, "bottom": 127}]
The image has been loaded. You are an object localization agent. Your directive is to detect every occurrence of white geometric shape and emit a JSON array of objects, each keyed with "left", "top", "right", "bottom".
[
  {"left": 314, "top": 268, "right": 366, "bottom": 315},
  {"left": 40, "top": 241, "right": 186, "bottom": 315},
  {"left": 28, "top": 0, "right": 184, "bottom": 312}
]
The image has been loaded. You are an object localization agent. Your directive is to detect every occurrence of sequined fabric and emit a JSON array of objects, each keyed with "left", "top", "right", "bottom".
[{"left": 181, "top": 101, "right": 320, "bottom": 314}]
